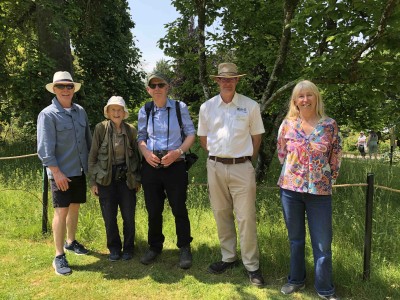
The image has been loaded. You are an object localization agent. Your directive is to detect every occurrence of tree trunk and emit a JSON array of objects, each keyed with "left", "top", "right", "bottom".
[
  {"left": 36, "top": 0, "right": 74, "bottom": 109},
  {"left": 256, "top": 110, "right": 286, "bottom": 181},
  {"left": 195, "top": 0, "right": 211, "bottom": 100},
  {"left": 256, "top": 0, "right": 300, "bottom": 182},
  {"left": 36, "top": 0, "right": 73, "bottom": 73}
]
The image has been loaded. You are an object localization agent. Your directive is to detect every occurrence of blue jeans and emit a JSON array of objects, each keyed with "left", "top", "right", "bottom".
[{"left": 280, "top": 188, "right": 335, "bottom": 296}]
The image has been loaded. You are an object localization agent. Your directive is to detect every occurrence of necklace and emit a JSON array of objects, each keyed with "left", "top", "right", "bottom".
[
  {"left": 113, "top": 132, "right": 123, "bottom": 146},
  {"left": 300, "top": 116, "right": 320, "bottom": 135}
]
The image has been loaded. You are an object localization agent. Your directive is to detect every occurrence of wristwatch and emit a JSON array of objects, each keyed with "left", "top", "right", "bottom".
[{"left": 177, "top": 148, "right": 184, "bottom": 155}]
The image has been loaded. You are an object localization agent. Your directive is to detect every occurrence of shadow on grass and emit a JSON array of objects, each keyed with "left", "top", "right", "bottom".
[{"left": 71, "top": 242, "right": 282, "bottom": 299}]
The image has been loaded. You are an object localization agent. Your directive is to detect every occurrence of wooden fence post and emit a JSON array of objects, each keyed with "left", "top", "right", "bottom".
[
  {"left": 42, "top": 167, "right": 48, "bottom": 234},
  {"left": 363, "top": 173, "right": 374, "bottom": 280}
]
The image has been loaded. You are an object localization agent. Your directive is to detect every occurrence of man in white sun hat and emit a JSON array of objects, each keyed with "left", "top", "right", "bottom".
[
  {"left": 37, "top": 71, "right": 92, "bottom": 276},
  {"left": 198, "top": 63, "right": 266, "bottom": 286}
]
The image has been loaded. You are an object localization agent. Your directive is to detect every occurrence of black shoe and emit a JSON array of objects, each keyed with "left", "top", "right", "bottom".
[
  {"left": 121, "top": 252, "right": 133, "bottom": 261},
  {"left": 281, "top": 283, "right": 305, "bottom": 294},
  {"left": 208, "top": 260, "right": 239, "bottom": 274},
  {"left": 140, "top": 249, "right": 159, "bottom": 265},
  {"left": 64, "top": 240, "right": 89, "bottom": 255},
  {"left": 52, "top": 254, "right": 72, "bottom": 276},
  {"left": 179, "top": 245, "right": 192, "bottom": 269},
  {"left": 109, "top": 251, "right": 121, "bottom": 262},
  {"left": 318, "top": 293, "right": 340, "bottom": 300},
  {"left": 247, "top": 269, "right": 265, "bottom": 287}
]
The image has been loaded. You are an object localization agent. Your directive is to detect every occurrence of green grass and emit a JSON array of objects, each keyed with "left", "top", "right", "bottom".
[{"left": 0, "top": 141, "right": 399, "bottom": 299}]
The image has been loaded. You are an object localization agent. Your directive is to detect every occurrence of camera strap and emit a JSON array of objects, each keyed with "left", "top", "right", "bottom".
[
  {"left": 146, "top": 100, "right": 196, "bottom": 157},
  {"left": 150, "top": 105, "right": 170, "bottom": 151}
]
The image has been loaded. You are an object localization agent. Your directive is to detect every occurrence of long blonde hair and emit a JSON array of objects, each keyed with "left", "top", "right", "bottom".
[{"left": 285, "top": 80, "right": 326, "bottom": 120}]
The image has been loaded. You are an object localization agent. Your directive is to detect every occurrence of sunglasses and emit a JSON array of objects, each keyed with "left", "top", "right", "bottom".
[
  {"left": 148, "top": 83, "right": 167, "bottom": 89},
  {"left": 54, "top": 84, "right": 75, "bottom": 90}
]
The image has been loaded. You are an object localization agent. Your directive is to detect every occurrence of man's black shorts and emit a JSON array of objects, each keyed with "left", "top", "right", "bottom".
[{"left": 50, "top": 174, "right": 87, "bottom": 208}]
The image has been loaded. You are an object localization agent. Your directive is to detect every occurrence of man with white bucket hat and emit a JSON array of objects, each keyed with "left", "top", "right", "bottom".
[{"left": 37, "top": 71, "right": 92, "bottom": 275}]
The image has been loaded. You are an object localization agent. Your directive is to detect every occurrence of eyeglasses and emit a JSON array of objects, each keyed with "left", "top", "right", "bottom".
[
  {"left": 54, "top": 84, "right": 75, "bottom": 90},
  {"left": 148, "top": 83, "right": 167, "bottom": 89}
]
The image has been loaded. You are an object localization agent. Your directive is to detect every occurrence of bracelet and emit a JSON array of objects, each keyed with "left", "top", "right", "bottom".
[{"left": 177, "top": 148, "right": 184, "bottom": 155}]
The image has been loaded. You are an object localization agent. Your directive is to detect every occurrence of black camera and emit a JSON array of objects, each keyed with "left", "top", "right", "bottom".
[
  {"left": 185, "top": 152, "right": 198, "bottom": 170},
  {"left": 115, "top": 164, "right": 128, "bottom": 181},
  {"left": 153, "top": 150, "right": 168, "bottom": 169}
]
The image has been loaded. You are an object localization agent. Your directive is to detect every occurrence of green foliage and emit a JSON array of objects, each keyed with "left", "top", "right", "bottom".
[
  {"left": 0, "top": 0, "right": 146, "bottom": 133},
  {"left": 161, "top": 0, "right": 400, "bottom": 133},
  {"left": 68, "top": 0, "right": 146, "bottom": 126},
  {"left": 342, "top": 133, "right": 359, "bottom": 153},
  {"left": 159, "top": 15, "right": 212, "bottom": 111},
  {"left": 160, "top": 0, "right": 400, "bottom": 182}
]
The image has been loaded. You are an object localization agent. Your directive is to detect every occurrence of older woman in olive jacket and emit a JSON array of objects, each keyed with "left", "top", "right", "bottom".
[{"left": 88, "top": 96, "right": 141, "bottom": 261}]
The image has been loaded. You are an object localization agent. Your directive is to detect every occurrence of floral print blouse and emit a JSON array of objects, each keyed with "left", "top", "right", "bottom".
[{"left": 277, "top": 117, "right": 342, "bottom": 195}]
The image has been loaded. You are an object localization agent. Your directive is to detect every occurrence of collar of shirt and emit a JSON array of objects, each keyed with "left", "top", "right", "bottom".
[
  {"left": 109, "top": 120, "right": 127, "bottom": 136},
  {"left": 147, "top": 98, "right": 181, "bottom": 151},
  {"left": 154, "top": 98, "right": 174, "bottom": 111},
  {"left": 217, "top": 92, "right": 239, "bottom": 107},
  {"left": 52, "top": 97, "right": 77, "bottom": 113}
]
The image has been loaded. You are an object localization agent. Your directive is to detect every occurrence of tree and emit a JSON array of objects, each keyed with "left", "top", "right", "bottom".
[
  {"left": 0, "top": 0, "right": 145, "bottom": 132},
  {"left": 0, "top": 0, "right": 54, "bottom": 128},
  {"left": 160, "top": 0, "right": 221, "bottom": 114},
  {"left": 69, "top": 0, "right": 146, "bottom": 125},
  {"left": 162, "top": 0, "right": 400, "bottom": 180}
]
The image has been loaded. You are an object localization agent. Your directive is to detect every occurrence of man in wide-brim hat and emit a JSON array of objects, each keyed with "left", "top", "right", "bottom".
[
  {"left": 37, "top": 71, "right": 92, "bottom": 276},
  {"left": 209, "top": 62, "right": 246, "bottom": 78},
  {"left": 198, "top": 62, "right": 266, "bottom": 286}
]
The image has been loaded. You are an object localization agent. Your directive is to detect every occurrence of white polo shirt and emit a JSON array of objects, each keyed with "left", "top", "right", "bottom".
[{"left": 198, "top": 92, "right": 265, "bottom": 158}]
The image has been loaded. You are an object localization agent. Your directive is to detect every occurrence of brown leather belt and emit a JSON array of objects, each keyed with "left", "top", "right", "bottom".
[
  {"left": 175, "top": 158, "right": 184, "bottom": 162},
  {"left": 209, "top": 156, "right": 251, "bottom": 164}
]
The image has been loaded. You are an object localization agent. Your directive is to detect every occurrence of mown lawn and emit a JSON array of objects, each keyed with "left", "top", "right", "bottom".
[{"left": 0, "top": 141, "right": 399, "bottom": 299}]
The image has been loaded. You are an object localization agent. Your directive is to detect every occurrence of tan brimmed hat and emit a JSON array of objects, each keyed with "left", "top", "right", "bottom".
[
  {"left": 210, "top": 63, "right": 246, "bottom": 78},
  {"left": 45, "top": 71, "right": 81, "bottom": 93},
  {"left": 104, "top": 96, "right": 129, "bottom": 119}
]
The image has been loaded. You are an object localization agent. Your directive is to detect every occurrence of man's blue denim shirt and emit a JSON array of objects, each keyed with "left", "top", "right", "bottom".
[{"left": 37, "top": 97, "right": 92, "bottom": 179}]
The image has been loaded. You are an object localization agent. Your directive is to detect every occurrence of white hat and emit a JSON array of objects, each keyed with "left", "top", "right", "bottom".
[
  {"left": 45, "top": 71, "right": 81, "bottom": 93},
  {"left": 104, "top": 96, "right": 129, "bottom": 119}
]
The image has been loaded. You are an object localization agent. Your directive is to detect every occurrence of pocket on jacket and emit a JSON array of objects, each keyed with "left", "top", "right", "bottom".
[
  {"left": 127, "top": 146, "right": 133, "bottom": 157},
  {"left": 98, "top": 142, "right": 108, "bottom": 154},
  {"left": 98, "top": 153, "right": 108, "bottom": 169},
  {"left": 96, "top": 168, "right": 107, "bottom": 180}
]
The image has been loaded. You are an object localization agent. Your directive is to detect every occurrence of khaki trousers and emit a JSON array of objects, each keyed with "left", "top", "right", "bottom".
[{"left": 207, "top": 159, "right": 260, "bottom": 271}]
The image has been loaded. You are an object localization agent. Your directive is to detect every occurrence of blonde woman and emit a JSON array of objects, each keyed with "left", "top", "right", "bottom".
[{"left": 277, "top": 80, "right": 342, "bottom": 300}]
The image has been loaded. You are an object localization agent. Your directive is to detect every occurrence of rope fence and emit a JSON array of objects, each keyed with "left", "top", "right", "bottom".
[
  {"left": 0, "top": 153, "right": 38, "bottom": 160},
  {"left": 1, "top": 153, "right": 400, "bottom": 281}
]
